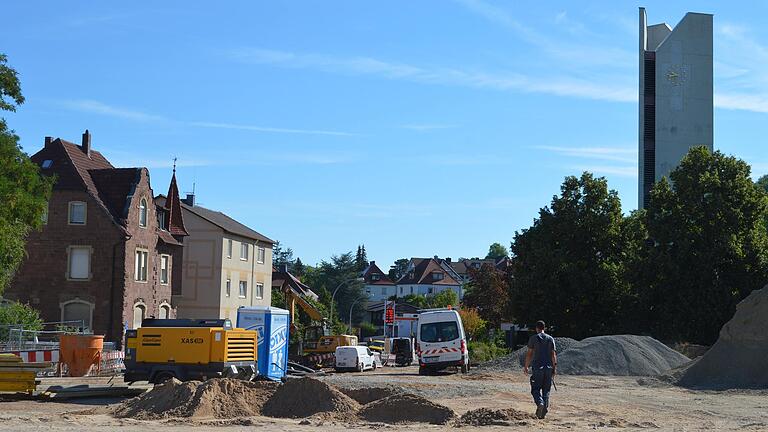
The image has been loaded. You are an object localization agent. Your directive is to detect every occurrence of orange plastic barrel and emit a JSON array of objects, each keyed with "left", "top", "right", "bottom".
[{"left": 59, "top": 334, "right": 104, "bottom": 377}]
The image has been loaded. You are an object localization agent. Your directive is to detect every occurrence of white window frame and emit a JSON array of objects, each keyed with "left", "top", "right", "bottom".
[
  {"left": 226, "top": 239, "right": 233, "bottom": 259},
  {"left": 255, "top": 282, "right": 264, "bottom": 299},
  {"left": 138, "top": 197, "right": 148, "bottom": 228},
  {"left": 225, "top": 279, "right": 231, "bottom": 297},
  {"left": 159, "top": 254, "right": 170, "bottom": 285},
  {"left": 158, "top": 302, "right": 171, "bottom": 319},
  {"left": 239, "top": 280, "right": 247, "bottom": 298},
  {"left": 60, "top": 298, "right": 94, "bottom": 330},
  {"left": 135, "top": 248, "right": 149, "bottom": 282},
  {"left": 133, "top": 301, "right": 146, "bottom": 329},
  {"left": 257, "top": 247, "right": 265, "bottom": 264},
  {"left": 240, "top": 243, "right": 249, "bottom": 261},
  {"left": 66, "top": 246, "right": 92, "bottom": 281},
  {"left": 68, "top": 201, "right": 87, "bottom": 225}
]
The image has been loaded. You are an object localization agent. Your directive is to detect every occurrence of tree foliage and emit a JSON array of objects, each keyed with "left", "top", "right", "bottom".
[
  {"left": 302, "top": 251, "right": 365, "bottom": 324},
  {"left": 388, "top": 258, "right": 409, "bottom": 281},
  {"left": 400, "top": 289, "right": 459, "bottom": 309},
  {"left": 463, "top": 264, "right": 510, "bottom": 328},
  {"left": 0, "top": 54, "right": 53, "bottom": 295},
  {"left": 458, "top": 307, "right": 486, "bottom": 340},
  {"left": 0, "top": 301, "right": 42, "bottom": 341},
  {"left": 509, "top": 172, "right": 632, "bottom": 339},
  {"left": 355, "top": 244, "right": 368, "bottom": 271},
  {"left": 485, "top": 242, "right": 509, "bottom": 260},
  {"left": 634, "top": 148, "right": 768, "bottom": 344}
]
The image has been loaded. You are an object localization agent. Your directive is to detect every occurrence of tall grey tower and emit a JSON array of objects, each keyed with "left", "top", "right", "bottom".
[{"left": 639, "top": 8, "right": 713, "bottom": 208}]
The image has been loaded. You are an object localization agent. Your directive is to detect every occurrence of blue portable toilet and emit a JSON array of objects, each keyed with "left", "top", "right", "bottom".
[{"left": 236, "top": 306, "right": 290, "bottom": 381}]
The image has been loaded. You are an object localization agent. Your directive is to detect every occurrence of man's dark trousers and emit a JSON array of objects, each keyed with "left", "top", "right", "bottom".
[{"left": 530, "top": 367, "right": 553, "bottom": 408}]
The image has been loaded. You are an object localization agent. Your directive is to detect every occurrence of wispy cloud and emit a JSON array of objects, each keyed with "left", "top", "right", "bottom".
[
  {"left": 229, "top": 48, "right": 636, "bottom": 103},
  {"left": 571, "top": 165, "right": 637, "bottom": 178},
  {"left": 400, "top": 124, "right": 458, "bottom": 131},
  {"left": 534, "top": 145, "right": 636, "bottom": 163},
  {"left": 58, "top": 99, "right": 357, "bottom": 137}
]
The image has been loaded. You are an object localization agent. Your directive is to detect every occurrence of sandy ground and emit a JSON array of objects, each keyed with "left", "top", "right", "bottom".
[{"left": 0, "top": 367, "right": 766, "bottom": 431}]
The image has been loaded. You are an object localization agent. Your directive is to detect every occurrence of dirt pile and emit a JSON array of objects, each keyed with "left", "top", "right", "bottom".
[
  {"left": 678, "top": 286, "right": 768, "bottom": 389},
  {"left": 479, "top": 337, "right": 579, "bottom": 371},
  {"left": 113, "top": 378, "right": 278, "bottom": 419},
  {"left": 359, "top": 393, "right": 455, "bottom": 424},
  {"left": 339, "top": 386, "right": 402, "bottom": 404},
  {"left": 458, "top": 407, "right": 534, "bottom": 426},
  {"left": 558, "top": 335, "right": 689, "bottom": 376},
  {"left": 261, "top": 377, "right": 360, "bottom": 419}
]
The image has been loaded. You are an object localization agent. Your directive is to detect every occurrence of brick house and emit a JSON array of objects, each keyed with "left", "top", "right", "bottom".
[{"left": 6, "top": 131, "right": 187, "bottom": 343}]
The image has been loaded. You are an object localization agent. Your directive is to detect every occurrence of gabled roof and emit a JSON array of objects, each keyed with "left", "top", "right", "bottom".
[
  {"left": 181, "top": 202, "right": 274, "bottom": 244},
  {"left": 361, "top": 261, "right": 395, "bottom": 285},
  {"left": 90, "top": 168, "right": 142, "bottom": 222},
  {"left": 164, "top": 171, "right": 188, "bottom": 237},
  {"left": 396, "top": 258, "right": 462, "bottom": 286}
]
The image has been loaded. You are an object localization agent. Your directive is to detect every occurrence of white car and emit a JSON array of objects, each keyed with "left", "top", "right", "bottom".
[
  {"left": 335, "top": 345, "right": 377, "bottom": 372},
  {"left": 416, "top": 309, "right": 470, "bottom": 375}
]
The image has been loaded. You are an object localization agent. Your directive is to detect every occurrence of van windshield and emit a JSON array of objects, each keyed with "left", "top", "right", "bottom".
[{"left": 420, "top": 321, "right": 459, "bottom": 343}]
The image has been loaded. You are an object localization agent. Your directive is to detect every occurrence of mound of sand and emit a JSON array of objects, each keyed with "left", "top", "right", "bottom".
[
  {"left": 558, "top": 335, "right": 689, "bottom": 376},
  {"left": 458, "top": 407, "right": 534, "bottom": 426},
  {"left": 261, "top": 377, "right": 360, "bottom": 419},
  {"left": 677, "top": 286, "right": 768, "bottom": 389},
  {"left": 479, "top": 337, "right": 579, "bottom": 371},
  {"left": 113, "top": 378, "right": 277, "bottom": 419},
  {"left": 359, "top": 393, "right": 455, "bottom": 424},
  {"left": 339, "top": 386, "right": 402, "bottom": 405}
]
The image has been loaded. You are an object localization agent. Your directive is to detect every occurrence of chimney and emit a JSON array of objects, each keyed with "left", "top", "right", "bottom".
[
  {"left": 81, "top": 130, "right": 91, "bottom": 157},
  {"left": 280, "top": 264, "right": 289, "bottom": 273},
  {"left": 370, "top": 260, "right": 375, "bottom": 265},
  {"left": 445, "top": 257, "right": 451, "bottom": 263},
  {"left": 182, "top": 193, "right": 195, "bottom": 206},
  {"left": 44, "top": 136, "right": 52, "bottom": 147}
]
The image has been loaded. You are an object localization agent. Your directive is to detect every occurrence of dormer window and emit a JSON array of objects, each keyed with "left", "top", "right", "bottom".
[
  {"left": 371, "top": 274, "right": 381, "bottom": 281},
  {"left": 139, "top": 198, "right": 148, "bottom": 228},
  {"left": 432, "top": 272, "right": 444, "bottom": 281},
  {"left": 41, "top": 160, "right": 53, "bottom": 169},
  {"left": 157, "top": 210, "right": 168, "bottom": 231}
]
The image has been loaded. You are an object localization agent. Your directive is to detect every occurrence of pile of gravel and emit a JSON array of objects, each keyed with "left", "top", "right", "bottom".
[
  {"left": 558, "top": 335, "right": 689, "bottom": 376},
  {"left": 479, "top": 337, "right": 579, "bottom": 371},
  {"left": 359, "top": 393, "right": 455, "bottom": 424},
  {"left": 113, "top": 378, "right": 277, "bottom": 420},
  {"left": 262, "top": 377, "right": 360, "bottom": 419},
  {"left": 458, "top": 408, "right": 534, "bottom": 426},
  {"left": 677, "top": 286, "right": 768, "bottom": 389}
]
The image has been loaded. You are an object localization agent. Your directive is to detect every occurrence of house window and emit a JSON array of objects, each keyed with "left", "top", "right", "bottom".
[
  {"left": 365, "top": 287, "right": 371, "bottom": 295},
  {"left": 410, "top": 287, "right": 414, "bottom": 294},
  {"left": 225, "top": 279, "right": 231, "bottom": 297},
  {"left": 227, "top": 239, "right": 233, "bottom": 259},
  {"left": 432, "top": 272, "right": 444, "bottom": 281},
  {"left": 240, "top": 243, "right": 249, "bottom": 261},
  {"left": 428, "top": 287, "right": 434, "bottom": 294},
  {"left": 371, "top": 274, "right": 380, "bottom": 281},
  {"left": 257, "top": 247, "right": 265, "bottom": 263},
  {"left": 159, "top": 303, "right": 170, "bottom": 319},
  {"left": 239, "top": 281, "right": 247, "bottom": 298},
  {"left": 158, "top": 210, "right": 167, "bottom": 230},
  {"left": 160, "top": 255, "right": 170, "bottom": 285},
  {"left": 381, "top": 287, "right": 387, "bottom": 296},
  {"left": 68, "top": 201, "right": 86, "bottom": 225},
  {"left": 135, "top": 249, "right": 148, "bottom": 282},
  {"left": 139, "top": 198, "right": 148, "bottom": 228},
  {"left": 67, "top": 246, "right": 91, "bottom": 280},
  {"left": 133, "top": 303, "right": 146, "bottom": 329},
  {"left": 61, "top": 299, "right": 93, "bottom": 330},
  {"left": 255, "top": 282, "right": 264, "bottom": 299},
  {"left": 41, "top": 160, "right": 53, "bottom": 169},
  {"left": 399, "top": 286, "right": 403, "bottom": 295}
]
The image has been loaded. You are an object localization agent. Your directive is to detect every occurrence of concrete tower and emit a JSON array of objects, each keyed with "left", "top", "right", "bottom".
[{"left": 638, "top": 8, "right": 713, "bottom": 209}]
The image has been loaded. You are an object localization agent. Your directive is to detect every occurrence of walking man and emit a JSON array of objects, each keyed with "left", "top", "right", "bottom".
[{"left": 523, "top": 320, "right": 557, "bottom": 419}]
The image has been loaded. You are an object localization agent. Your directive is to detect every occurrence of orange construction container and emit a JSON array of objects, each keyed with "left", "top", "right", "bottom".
[{"left": 59, "top": 334, "right": 104, "bottom": 377}]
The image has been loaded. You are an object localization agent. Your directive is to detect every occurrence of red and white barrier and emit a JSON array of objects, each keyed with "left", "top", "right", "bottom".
[{"left": 6, "top": 350, "right": 59, "bottom": 363}]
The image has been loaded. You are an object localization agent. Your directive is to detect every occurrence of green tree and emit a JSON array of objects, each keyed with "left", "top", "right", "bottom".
[
  {"left": 636, "top": 148, "right": 768, "bottom": 344},
  {"left": 272, "top": 240, "right": 294, "bottom": 270},
  {"left": 293, "top": 257, "right": 306, "bottom": 277},
  {"left": 0, "top": 54, "right": 53, "bottom": 295},
  {"left": 509, "top": 172, "right": 632, "bottom": 339},
  {"left": 302, "top": 251, "right": 365, "bottom": 325},
  {"left": 463, "top": 264, "right": 510, "bottom": 328},
  {"left": 756, "top": 174, "right": 768, "bottom": 194},
  {"left": 427, "top": 289, "right": 459, "bottom": 308},
  {"left": 458, "top": 307, "right": 487, "bottom": 340},
  {"left": 485, "top": 242, "right": 509, "bottom": 260},
  {"left": 0, "top": 301, "right": 42, "bottom": 341},
  {"left": 388, "top": 258, "right": 409, "bottom": 281},
  {"left": 354, "top": 244, "right": 368, "bottom": 271}
]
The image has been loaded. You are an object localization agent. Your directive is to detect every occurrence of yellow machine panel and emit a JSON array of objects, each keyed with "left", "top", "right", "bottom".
[{"left": 134, "top": 327, "right": 257, "bottom": 365}]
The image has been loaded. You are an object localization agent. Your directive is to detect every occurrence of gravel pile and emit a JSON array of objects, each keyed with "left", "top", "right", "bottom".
[
  {"left": 458, "top": 407, "right": 534, "bottom": 426},
  {"left": 262, "top": 377, "right": 360, "bottom": 419},
  {"left": 479, "top": 337, "right": 579, "bottom": 371},
  {"left": 558, "top": 335, "right": 689, "bottom": 376},
  {"left": 113, "top": 378, "right": 277, "bottom": 420},
  {"left": 359, "top": 393, "right": 455, "bottom": 424},
  {"left": 678, "top": 286, "right": 768, "bottom": 389}
]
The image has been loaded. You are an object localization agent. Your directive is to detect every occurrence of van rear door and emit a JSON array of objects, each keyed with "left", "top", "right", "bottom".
[{"left": 419, "top": 320, "right": 462, "bottom": 364}]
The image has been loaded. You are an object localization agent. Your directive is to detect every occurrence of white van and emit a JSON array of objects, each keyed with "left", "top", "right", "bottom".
[
  {"left": 416, "top": 309, "right": 469, "bottom": 374},
  {"left": 335, "top": 345, "right": 377, "bottom": 372}
]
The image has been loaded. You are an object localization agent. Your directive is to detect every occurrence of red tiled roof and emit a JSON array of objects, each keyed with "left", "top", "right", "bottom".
[
  {"left": 90, "top": 168, "right": 142, "bottom": 222},
  {"left": 361, "top": 261, "right": 395, "bottom": 285},
  {"left": 396, "top": 258, "right": 462, "bottom": 286},
  {"left": 165, "top": 172, "right": 188, "bottom": 237},
  {"left": 157, "top": 229, "right": 182, "bottom": 246}
]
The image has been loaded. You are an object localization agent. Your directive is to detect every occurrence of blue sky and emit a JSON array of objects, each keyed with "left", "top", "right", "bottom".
[{"left": 4, "top": 1, "right": 768, "bottom": 269}]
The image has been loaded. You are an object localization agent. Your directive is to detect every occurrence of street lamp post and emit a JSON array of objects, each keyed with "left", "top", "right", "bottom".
[
  {"left": 348, "top": 296, "right": 367, "bottom": 334},
  {"left": 329, "top": 277, "right": 365, "bottom": 323}
]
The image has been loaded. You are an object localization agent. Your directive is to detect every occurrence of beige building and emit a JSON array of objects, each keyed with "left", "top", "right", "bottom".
[{"left": 175, "top": 196, "right": 274, "bottom": 320}]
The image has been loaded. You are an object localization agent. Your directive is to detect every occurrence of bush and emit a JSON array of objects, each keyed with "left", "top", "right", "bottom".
[
  {"left": 360, "top": 322, "right": 379, "bottom": 338},
  {"left": 0, "top": 301, "right": 42, "bottom": 341},
  {"left": 468, "top": 340, "right": 509, "bottom": 363}
]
